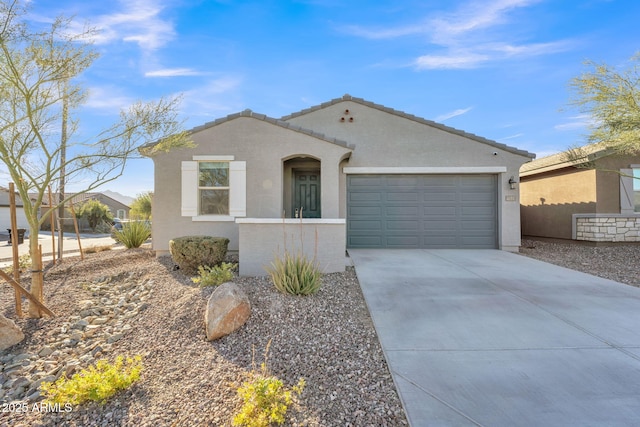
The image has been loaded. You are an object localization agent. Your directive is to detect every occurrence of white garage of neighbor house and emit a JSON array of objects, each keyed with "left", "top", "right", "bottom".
[
  {"left": 0, "top": 187, "right": 29, "bottom": 233},
  {"left": 142, "top": 95, "right": 535, "bottom": 276}
]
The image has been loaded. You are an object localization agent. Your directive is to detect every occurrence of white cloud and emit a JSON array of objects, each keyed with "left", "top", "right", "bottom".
[
  {"left": 344, "top": 0, "right": 571, "bottom": 70},
  {"left": 181, "top": 76, "right": 244, "bottom": 120},
  {"left": 75, "top": 0, "right": 176, "bottom": 51},
  {"left": 499, "top": 133, "right": 524, "bottom": 141},
  {"left": 554, "top": 114, "right": 595, "bottom": 131},
  {"left": 84, "top": 86, "right": 135, "bottom": 111},
  {"left": 145, "top": 68, "right": 205, "bottom": 77},
  {"left": 416, "top": 52, "right": 488, "bottom": 69},
  {"left": 435, "top": 106, "right": 474, "bottom": 121}
]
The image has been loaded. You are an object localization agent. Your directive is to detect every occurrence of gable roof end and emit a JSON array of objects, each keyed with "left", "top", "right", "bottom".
[
  {"left": 282, "top": 94, "right": 535, "bottom": 159},
  {"left": 140, "top": 109, "right": 353, "bottom": 155}
]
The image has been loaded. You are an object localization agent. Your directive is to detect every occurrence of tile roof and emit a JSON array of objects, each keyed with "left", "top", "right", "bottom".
[
  {"left": 519, "top": 143, "right": 612, "bottom": 176},
  {"left": 140, "top": 109, "right": 353, "bottom": 154},
  {"left": 282, "top": 94, "right": 536, "bottom": 159}
]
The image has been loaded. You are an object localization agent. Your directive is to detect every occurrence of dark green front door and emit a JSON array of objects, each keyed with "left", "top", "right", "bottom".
[{"left": 293, "top": 170, "right": 321, "bottom": 218}]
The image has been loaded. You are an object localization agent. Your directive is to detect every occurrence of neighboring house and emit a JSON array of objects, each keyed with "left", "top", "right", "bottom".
[
  {"left": 37, "top": 192, "right": 131, "bottom": 231},
  {"left": 0, "top": 187, "right": 30, "bottom": 231},
  {"left": 143, "top": 94, "right": 534, "bottom": 275},
  {"left": 520, "top": 143, "right": 640, "bottom": 242}
]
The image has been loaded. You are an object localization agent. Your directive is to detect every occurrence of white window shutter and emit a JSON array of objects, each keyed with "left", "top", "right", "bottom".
[
  {"left": 229, "top": 161, "right": 246, "bottom": 217},
  {"left": 181, "top": 161, "right": 198, "bottom": 216}
]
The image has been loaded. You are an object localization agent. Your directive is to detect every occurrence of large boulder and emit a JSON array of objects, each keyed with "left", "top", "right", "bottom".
[
  {"left": 0, "top": 313, "right": 25, "bottom": 351},
  {"left": 205, "top": 282, "right": 251, "bottom": 341}
]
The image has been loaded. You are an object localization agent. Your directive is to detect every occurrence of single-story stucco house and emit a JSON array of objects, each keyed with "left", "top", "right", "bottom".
[
  {"left": 142, "top": 94, "right": 535, "bottom": 275},
  {"left": 37, "top": 192, "right": 131, "bottom": 231},
  {"left": 520, "top": 143, "right": 640, "bottom": 242}
]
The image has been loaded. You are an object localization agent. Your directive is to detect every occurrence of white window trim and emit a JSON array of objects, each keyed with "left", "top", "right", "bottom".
[{"left": 181, "top": 156, "right": 246, "bottom": 221}]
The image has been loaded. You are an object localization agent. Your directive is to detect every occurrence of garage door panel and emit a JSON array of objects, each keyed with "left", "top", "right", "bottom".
[
  {"left": 423, "top": 220, "right": 457, "bottom": 230},
  {"left": 386, "top": 220, "right": 419, "bottom": 230},
  {"left": 349, "top": 235, "right": 383, "bottom": 246},
  {"left": 387, "top": 236, "right": 420, "bottom": 247},
  {"left": 387, "top": 176, "right": 421, "bottom": 186},
  {"left": 386, "top": 206, "right": 419, "bottom": 216},
  {"left": 347, "top": 174, "right": 497, "bottom": 249},
  {"left": 461, "top": 205, "right": 494, "bottom": 215},
  {"left": 349, "top": 220, "right": 382, "bottom": 230},
  {"left": 349, "top": 205, "right": 382, "bottom": 216},
  {"left": 386, "top": 192, "right": 419, "bottom": 202},
  {"left": 349, "top": 192, "right": 382, "bottom": 202},
  {"left": 350, "top": 176, "right": 383, "bottom": 186}
]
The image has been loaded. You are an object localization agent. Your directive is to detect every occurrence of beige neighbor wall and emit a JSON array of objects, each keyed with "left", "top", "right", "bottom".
[
  {"left": 150, "top": 116, "right": 351, "bottom": 256},
  {"left": 285, "top": 99, "right": 532, "bottom": 252},
  {"left": 520, "top": 168, "right": 596, "bottom": 239},
  {"left": 520, "top": 153, "right": 640, "bottom": 240}
]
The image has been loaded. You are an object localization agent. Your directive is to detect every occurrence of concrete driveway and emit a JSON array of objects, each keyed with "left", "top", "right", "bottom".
[{"left": 349, "top": 249, "right": 640, "bottom": 427}]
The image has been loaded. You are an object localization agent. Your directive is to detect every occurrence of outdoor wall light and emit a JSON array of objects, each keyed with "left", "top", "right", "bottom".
[{"left": 508, "top": 176, "right": 517, "bottom": 190}]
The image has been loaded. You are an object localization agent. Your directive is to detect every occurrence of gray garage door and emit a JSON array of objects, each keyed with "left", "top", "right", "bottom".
[{"left": 347, "top": 175, "right": 498, "bottom": 249}]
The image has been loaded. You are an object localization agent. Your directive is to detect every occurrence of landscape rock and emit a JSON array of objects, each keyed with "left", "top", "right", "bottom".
[
  {"left": 0, "top": 313, "right": 25, "bottom": 350},
  {"left": 204, "top": 282, "right": 251, "bottom": 340}
]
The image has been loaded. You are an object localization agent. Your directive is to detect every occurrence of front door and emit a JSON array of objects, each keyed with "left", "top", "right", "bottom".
[{"left": 293, "top": 170, "right": 321, "bottom": 218}]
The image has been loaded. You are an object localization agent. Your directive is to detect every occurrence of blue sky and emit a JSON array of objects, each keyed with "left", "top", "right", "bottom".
[{"left": 16, "top": 0, "right": 640, "bottom": 197}]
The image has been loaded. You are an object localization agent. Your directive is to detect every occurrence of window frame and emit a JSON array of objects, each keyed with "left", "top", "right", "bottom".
[
  {"left": 181, "top": 155, "right": 246, "bottom": 222},
  {"left": 198, "top": 160, "right": 230, "bottom": 216}
]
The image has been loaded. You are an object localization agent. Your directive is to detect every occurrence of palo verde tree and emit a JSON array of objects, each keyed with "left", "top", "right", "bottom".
[
  {"left": 0, "top": 1, "right": 192, "bottom": 317},
  {"left": 564, "top": 53, "right": 640, "bottom": 164},
  {"left": 129, "top": 191, "right": 153, "bottom": 220}
]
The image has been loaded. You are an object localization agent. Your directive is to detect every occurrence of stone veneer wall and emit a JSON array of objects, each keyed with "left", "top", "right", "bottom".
[{"left": 573, "top": 214, "right": 640, "bottom": 242}]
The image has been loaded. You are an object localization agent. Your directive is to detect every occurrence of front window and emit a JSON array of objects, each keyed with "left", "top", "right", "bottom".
[
  {"left": 199, "top": 161, "right": 229, "bottom": 215},
  {"left": 634, "top": 168, "right": 640, "bottom": 212}
]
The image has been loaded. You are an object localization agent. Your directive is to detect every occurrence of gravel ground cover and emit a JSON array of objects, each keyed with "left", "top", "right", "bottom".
[
  {"left": 519, "top": 238, "right": 640, "bottom": 287},
  {"left": 0, "top": 249, "right": 407, "bottom": 426}
]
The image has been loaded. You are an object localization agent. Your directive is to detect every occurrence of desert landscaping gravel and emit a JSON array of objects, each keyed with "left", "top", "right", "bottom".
[
  {"left": 0, "top": 249, "right": 407, "bottom": 426},
  {"left": 519, "top": 238, "right": 640, "bottom": 288},
  {"left": 3, "top": 239, "right": 639, "bottom": 426}
]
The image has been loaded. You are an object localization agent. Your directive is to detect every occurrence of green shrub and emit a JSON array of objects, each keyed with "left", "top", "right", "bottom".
[
  {"left": 233, "top": 375, "right": 305, "bottom": 427},
  {"left": 266, "top": 251, "right": 321, "bottom": 295},
  {"left": 40, "top": 355, "right": 143, "bottom": 405},
  {"left": 169, "top": 236, "right": 229, "bottom": 274},
  {"left": 192, "top": 262, "right": 237, "bottom": 287},
  {"left": 114, "top": 221, "right": 151, "bottom": 248},
  {"left": 3, "top": 253, "right": 31, "bottom": 275},
  {"left": 233, "top": 341, "right": 305, "bottom": 427}
]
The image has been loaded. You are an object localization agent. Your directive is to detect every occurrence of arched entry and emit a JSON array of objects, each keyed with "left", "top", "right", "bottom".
[{"left": 283, "top": 157, "right": 321, "bottom": 219}]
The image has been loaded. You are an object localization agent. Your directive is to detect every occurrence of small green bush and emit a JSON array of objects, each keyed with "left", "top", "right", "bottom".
[
  {"left": 169, "top": 236, "right": 229, "bottom": 274},
  {"left": 266, "top": 251, "right": 321, "bottom": 295},
  {"left": 192, "top": 262, "right": 237, "bottom": 287},
  {"left": 233, "top": 374, "right": 305, "bottom": 427},
  {"left": 232, "top": 341, "right": 305, "bottom": 427},
  {"left": 40, "top": 355, "right": 143, "bottom": 405},
  {"left": 114, "top": 221, "right": 151, "bottom": 248}
]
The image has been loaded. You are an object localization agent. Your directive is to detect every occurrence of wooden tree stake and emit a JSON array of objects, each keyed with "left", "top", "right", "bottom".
[{"left": 8, "top": 183, "right": 22, "bottom": 317}]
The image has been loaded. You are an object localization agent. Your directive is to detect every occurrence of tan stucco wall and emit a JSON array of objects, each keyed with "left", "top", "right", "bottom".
[
  {"left": 150, "top": 116, "right": 351, "bottom": 254},
  {"left": 285, "top": 100, "right": 530, "bottom": 251},
  {"left": 237, "top": 219, "right": 346, "bottom": 276},
  {"left": 520, "top": 153, "right": 640, "bottom": 239},
  {"left": 520, "top": 168, "right": 596, "bottom": 239}
]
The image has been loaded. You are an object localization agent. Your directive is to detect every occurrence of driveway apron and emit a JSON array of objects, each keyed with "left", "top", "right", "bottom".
[{"left": 349, "top": 249, "right": 640, "bottom": 427}]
